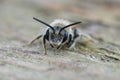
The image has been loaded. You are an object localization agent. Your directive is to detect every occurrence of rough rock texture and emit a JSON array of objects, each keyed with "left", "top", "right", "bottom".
[{"left": 0, "top": 0, "right": 120, "bottom": 80}]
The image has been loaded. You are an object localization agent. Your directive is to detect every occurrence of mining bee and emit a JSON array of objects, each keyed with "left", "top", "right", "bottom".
[{"left": 30, "top": 17, "right": 94, "bottom": 55}]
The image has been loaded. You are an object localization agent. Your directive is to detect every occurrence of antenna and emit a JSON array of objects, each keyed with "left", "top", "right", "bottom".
[
  {"left": 33, "top": 17, "right": 55, "bottom": 32},
  {"left": 59, "top": 21, "right": 82, "bottom": 33}
]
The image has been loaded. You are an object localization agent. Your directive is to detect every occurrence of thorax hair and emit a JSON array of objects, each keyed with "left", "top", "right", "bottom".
[{"left": 50, "top": 19, "right": 71, "bottom": 28}]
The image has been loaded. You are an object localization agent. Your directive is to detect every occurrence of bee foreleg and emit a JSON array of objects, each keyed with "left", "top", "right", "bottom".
[
  {"left": 67, "top": 34, "right": 75, "bottom": 48},
  {"left": 43, "top": 35, "right": 47, "bottom": 55},
  {"left": 29, "top": 35, "right": 42, "bottom": 45}
]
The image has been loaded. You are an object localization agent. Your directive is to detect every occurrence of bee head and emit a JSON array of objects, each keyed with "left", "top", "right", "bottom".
[
  {"left": 49, "top": 26, "right": 67, "bottom": 48},
  {"left": 33, "top": 17, "right": 82, "bottom": 48}
]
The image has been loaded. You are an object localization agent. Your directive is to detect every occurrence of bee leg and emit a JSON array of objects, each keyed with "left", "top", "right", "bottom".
[
  {"left": 67, "top": 34, "right": 74, "bottom": 48},
  {"left": 43, "top": 35, "right": 47, "bottom": 55},
  {"left": 29, "top": 35, "right": 42, "bottom": 45},
  {"left": 68, "top": 40, "right": 75, "bottom": 48},
  {"left": 73, "top": 29, "right": 79, "bottom": 39}
]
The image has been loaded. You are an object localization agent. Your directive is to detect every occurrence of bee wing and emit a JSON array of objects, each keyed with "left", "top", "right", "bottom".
[{"left": 78, "top": 33, "right": 96, "bottom": 43}]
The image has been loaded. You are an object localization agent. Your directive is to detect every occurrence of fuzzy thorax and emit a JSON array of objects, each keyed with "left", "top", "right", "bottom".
[{"left": 50, "top": 19, "right": 71, "bottom": 27}]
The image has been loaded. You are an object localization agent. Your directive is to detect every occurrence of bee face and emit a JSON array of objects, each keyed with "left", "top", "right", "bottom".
[{"left": 49, "top": 26, "right": 67, "bottom": 48}]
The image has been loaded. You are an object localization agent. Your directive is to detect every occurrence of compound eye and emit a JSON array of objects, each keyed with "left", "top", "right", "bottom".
[
  {"left": 61, "top": 29, "right": 65, "bottom": 33},
  {"left": 60, "top": 29, "right": 67, "bottom": 36}
]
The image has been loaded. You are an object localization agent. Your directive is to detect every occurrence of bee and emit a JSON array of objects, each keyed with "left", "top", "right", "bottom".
[{"left": 30, "top": 17, "right": 94, "bottom": 55}]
